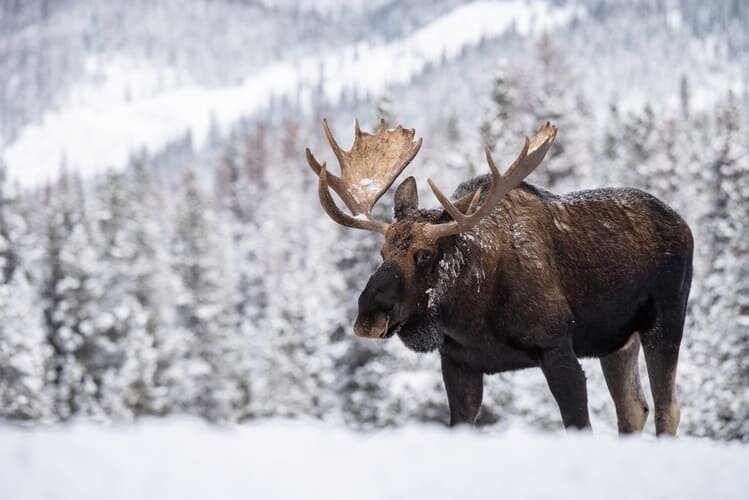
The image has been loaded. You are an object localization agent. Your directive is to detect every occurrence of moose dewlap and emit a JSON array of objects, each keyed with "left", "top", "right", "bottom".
[{"left": 305, "top": 119, "right": 693, "bottom": 436}]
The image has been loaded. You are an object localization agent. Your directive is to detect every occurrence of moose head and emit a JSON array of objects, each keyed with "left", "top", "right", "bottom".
[{"left": 305, "top": 119, "right": 557, "bottom": 352}]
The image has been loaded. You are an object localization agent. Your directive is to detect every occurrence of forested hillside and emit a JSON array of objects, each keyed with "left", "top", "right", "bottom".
[{"left": 0, "top": 1, "right": 747, "bottom": 440}]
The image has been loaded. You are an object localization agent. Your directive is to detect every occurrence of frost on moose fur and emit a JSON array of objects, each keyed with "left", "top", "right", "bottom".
[
  {"left": 425, "top": 175, "right": 508, "bottom": 310},
  {"left": 428, "top": 221, "right": 494, "bottom": 310}
]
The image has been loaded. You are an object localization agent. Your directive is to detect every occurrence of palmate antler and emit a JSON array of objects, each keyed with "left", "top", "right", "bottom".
[
  {"left": 423, "top": 122, "right": 558, "bottom": 241},
  {"left": 306, "top": 119, "right": 557, "bottom": 239},
  {"left": 305, "top": 118, "right": 423, "bottom": 234}
]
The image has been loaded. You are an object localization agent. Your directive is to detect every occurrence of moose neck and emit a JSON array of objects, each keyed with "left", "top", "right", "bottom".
[
  {"left": 430, "top": 217, "right": 507, "bottom": 331},
  {"left": 431, "top": 187, "right": 545, "bottom": 336}
]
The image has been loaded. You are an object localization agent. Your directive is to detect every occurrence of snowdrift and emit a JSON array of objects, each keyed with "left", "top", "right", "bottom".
[{"left": 0, "top": 418, "right": 746, "bottom": 500}]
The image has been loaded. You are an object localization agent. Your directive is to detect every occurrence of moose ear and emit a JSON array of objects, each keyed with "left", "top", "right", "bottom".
[{"left": 394, "top": 176, "right": 419, "bottom": 219}]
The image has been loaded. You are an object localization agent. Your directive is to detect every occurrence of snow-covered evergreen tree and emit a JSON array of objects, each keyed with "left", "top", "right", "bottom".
[
  {"left": 479, "top": 61, "right": 519, "bottom": 154},
  {"left": 124, "top": 160, "right": 179, "bottom": 415},
  {"left": 617, "top": 104, "right": 658, "bottom": 188},
  {"left": 41, "top": 171, "right": 102, "bottom": 419},
  {"left": 168, "top": 168, "right": 250, "bottom": 421},
  {"left": 213, "top": 126, "right": 276, "bottom": 420},
  {"left": 691, "top": 91, "right": 749, "bottom": 441},
  {"left": 374, "top": 91, "right": 395, "bottom": 128},
  {"left": 0, "top": 162, "right": 50, "bottom": 420},
  {"left": 515, "top": 33, "right": 593, "bottom": 190},
  {"left": 250, "top": 126, "right": 343, "bottom": 419},
  {"left": 90, "top": 167, "right": 164, "bottom": 417},
  {"left": 479, "top": 35, "right": 592, "bottom": 191},
  {"left": 599, "top": 100, "right": 626, "bottom": 186}
]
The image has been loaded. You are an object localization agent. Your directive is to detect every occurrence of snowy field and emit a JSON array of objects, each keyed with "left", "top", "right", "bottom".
[{"left": 1, "top": 419, "right": 748, "bottom": 500}]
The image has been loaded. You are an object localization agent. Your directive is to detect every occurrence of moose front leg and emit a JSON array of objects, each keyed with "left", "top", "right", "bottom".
[
  {"left": 441, "top": 353, "right": 484, "bottom": 426},
  {"left": 540, "top": 338, "right": 591, "bottom": 430}
]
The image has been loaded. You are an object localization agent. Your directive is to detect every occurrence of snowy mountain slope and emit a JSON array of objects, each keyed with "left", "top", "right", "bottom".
[
  {"left": 1, "top": 419, "right": 747, "bottom": 500},
  {"left": 257, "top": 0, "right": 397, "bottom": 15},
  {"left": 2, "top": 1, "right": 577, "bottom": 187},
  {"left": 3, "top": 0, "right": 747, "bottom": 188}
]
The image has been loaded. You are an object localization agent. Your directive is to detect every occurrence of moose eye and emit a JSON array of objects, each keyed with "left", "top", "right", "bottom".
[{"left": 415, "top": 250, "right": 434, "bottom": 267}]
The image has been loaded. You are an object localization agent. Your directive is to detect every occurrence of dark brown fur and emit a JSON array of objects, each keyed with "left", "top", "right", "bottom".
[{"left": 356, "top": 175, "right": 693, "bottom": 434}]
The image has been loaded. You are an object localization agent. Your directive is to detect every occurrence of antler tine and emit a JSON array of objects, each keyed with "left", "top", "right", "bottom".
[
  {"left": 446, "top": 185, "right": 484, "bottom": 216},
  {"left": 322, "top": 118, "right": 348, "bottom": 174},
  {"left": 424, "top": 123, "right": 556, "bottom": 241},
  {"left": 467, "top": 140, "right": 529, "bottom": 220},
  {"left": 305, "top": 147, "right": 324, "bottom": 176},
  {"left": 500, "top": 122, "right": 557, "bottom": 189},
  {"left": 426, "top": 178, "right": 465, "bottom": 224},
  {"left": 425, "top": 143, "right": 509, "bottom": 237},
  {"left": 466, "top": 187, "right": 483, "bottom": 214},
  {"left": 317, "top": 166, "right": 389, "bottom": 234},
  {"left": 306, "top": 148, "right": 360, "bottom": 215}
]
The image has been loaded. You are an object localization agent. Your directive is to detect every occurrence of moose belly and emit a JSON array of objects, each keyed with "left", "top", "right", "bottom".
[
  {"left": 567, "top": 287, "right": 655, "bottom": 358},
  {"left": 440, "top": 333, "right": 540, "bottom": 375}
]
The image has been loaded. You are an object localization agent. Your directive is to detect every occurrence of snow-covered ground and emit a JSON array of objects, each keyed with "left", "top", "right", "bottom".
[{"left": 1, "top": 419, "right": 747, "bottom": 500}]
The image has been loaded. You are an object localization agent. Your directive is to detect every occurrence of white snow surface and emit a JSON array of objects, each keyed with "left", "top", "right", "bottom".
[
  {"left": 0, "top": 418, "right": 747, "bottom": 500},
  {"left": 2, "top": 1, "right": 577, "bottom": 187}
]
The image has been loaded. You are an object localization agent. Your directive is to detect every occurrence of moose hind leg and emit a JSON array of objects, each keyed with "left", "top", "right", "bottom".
[
  {"left": 600, "top": 334, "right": 649, "bottom": 434},
  {"left": 540, "top": 339, "right": 591, "bottom": 430},
  {"left": 641, "top": 332, "right": 682, "bottom": 436},
  {"left": 641, "top": 308, "right": 686, "bottom": 436}
]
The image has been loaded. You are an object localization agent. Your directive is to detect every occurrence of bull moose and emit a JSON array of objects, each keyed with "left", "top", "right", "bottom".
[{"left": 305, "top": 119, "right": 693, "bottom": 435}]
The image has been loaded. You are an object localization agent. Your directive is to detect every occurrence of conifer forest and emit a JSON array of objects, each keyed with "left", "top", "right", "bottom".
[{"left": 1, "top": 0, "right": 748, "bottom": 444}]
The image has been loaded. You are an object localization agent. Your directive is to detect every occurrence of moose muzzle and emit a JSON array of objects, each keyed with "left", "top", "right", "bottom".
[
  {"left": 354, "top": 261, "right": 403, "bottom": 339},
  {"left": 353, "top": 314, "right": 390, "bottom": 339}
]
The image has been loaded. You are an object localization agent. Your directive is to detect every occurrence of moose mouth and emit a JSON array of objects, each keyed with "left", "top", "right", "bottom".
[
  {"left": 353, "top": 314, "right": 401, "bottom": 339},
  {"left": 385, "top": 319, "right": 403, "bottom": 338}
]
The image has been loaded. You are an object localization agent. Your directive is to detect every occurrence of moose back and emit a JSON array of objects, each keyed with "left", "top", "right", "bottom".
[{"left": 305, "top": 119, "right": 693, "bottom": 435}]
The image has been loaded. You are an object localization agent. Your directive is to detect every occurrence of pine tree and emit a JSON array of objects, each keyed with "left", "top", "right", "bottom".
[
  {"left": 41, "top": 171, "right": 102, "bottom": 419},
  {"left": 643, "top": 115, "right": 684, "bottom": 204},
  {"left": 481, "top": 35, "right": 592, "bottom": 191},
  {"left": 375, "top": 91, "right": 395, "bottom": 128},
  {"left": 444, "top": 111, "right": 461, "bottom": 146},
  {"left": 479, "top": 61, "right": 518, "bottom": 153},
  {"left": 0, "top": 272, "right": 51, "bottom": 421},
  {"left": 126, "top": 160, "right": 178, "bottom": 415},
  {"left": 0, "top": 163, "right": 18, "bottom": 284},
  {"left": 696, "top": 91, "right": 749, "bottom": 440},
  {"left": 91, "top": 167, "right": 163, "bottom": 417},
  {"left": 214, "top": 130, "right": 267, "bottom": 419},
  {"left": 168, "top": 168, "right": 250, "bottom": 421},
  {"left": 517, "top": 33, "right": 593, "bottom": 190},
  {"left": 250, "top": 136, "right": 340, "bottom": 419},
  {"left": 599, "top": 100, "right": 625, "bottom": 186},
  {"left": 0, "top": 162, "right": 50, "bottom": 420},
  {"left": 620, "top": 103, "right": 658, "bottom": 188},
  {"left": 217, "top": 133, "right": 251, "bottom": 322}
]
